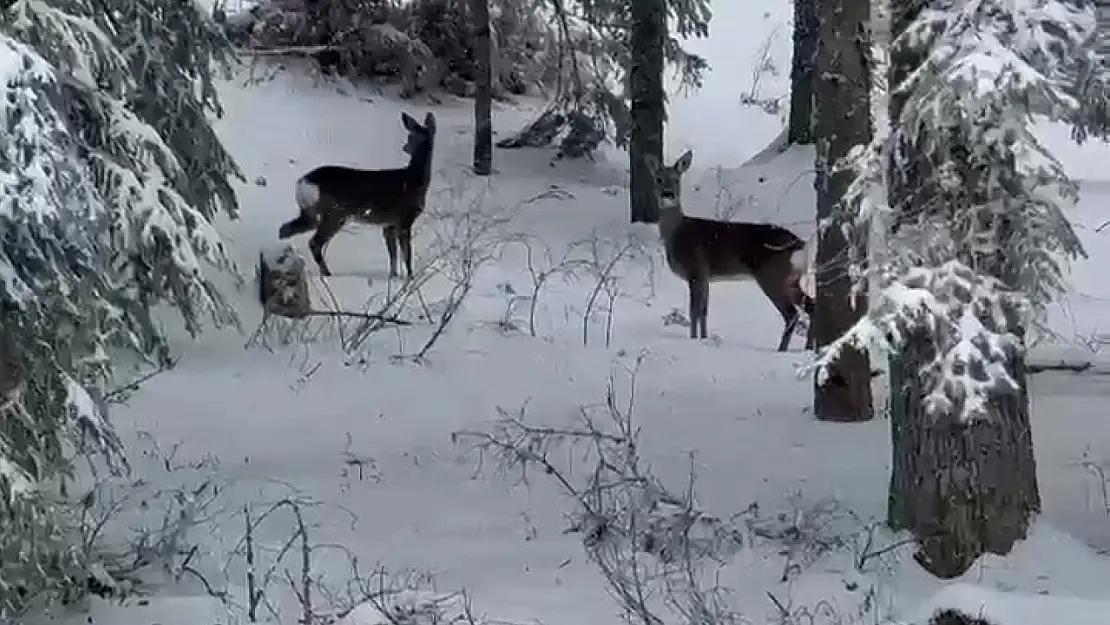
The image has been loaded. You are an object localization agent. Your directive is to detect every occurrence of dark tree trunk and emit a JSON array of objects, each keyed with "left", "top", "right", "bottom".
[
  {"left": 788, "top": 0, "right": 818, "bottom": 145},
  {"left": 885, "top": 0, "right": 1041, "bottom": 578},
  {"left": 628, "top": 0, "right": 666, "bottom": 223},
  {"left": 470, "top": 0, "right": 492, "bottom": 176},
  {"left": 887, "top": 332, "right": 1039, "bottom": 578},
  {"left": 811, "top": 0, "right": 872, "bottom": 422}
]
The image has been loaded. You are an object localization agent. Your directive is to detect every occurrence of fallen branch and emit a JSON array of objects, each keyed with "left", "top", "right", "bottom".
[
  {"left": 1026, "top": 360, "right": 1093, "bottom": 374},
  {"left": 103, "top": 358, "right": 178, "bottom": 404},
  {"left": 302, "top": 310, "right": 413, "bottom": 326},
  {"left": 240, "top": 45, "right": 344, "bottom": 56}
]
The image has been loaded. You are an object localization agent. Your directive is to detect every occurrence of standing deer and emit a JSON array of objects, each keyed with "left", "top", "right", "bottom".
[
  {"left": 645, "top": 149, "right": 815, "bottom": 352},
  {"left": 278, "top": 111, "right": 437, "bottom": 278}
]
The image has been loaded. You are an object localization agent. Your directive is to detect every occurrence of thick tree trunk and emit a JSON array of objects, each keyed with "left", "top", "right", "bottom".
[
  {"left": 811, "top": 0, "right": 873, "bottom": 421},
  {"left": 887, "top": 331, "right": 1039, "bottom": 578},
  {"left": 628, "top": 0, "right": 666, "bottom": 223},
  {"left": 470, "top": 0, "right": 492, "bottom": 176},
  {"left": 788, "top": 0, "right": 818, "bottom": 145},
  {"left": 885, "top": 0, "right": 1041, "bottom": 578}
]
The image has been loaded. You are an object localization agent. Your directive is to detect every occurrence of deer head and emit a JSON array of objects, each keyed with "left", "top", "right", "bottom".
[
  {"left": 401, "top": 111, "right": 437, "bottom": 156},
  {"left": 645, "top": 149, "right": 693, "bottom": 214}
]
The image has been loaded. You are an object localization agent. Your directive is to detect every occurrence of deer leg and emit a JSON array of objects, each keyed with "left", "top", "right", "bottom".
[
  {"left": 309, "top": 214, "right": 344, "bottom": 277},
  {"left": 398, "top": 225, "right": 414, "bottom": 281},
  {"left": 697, "top": 281, "right": 710, "bottom": 339},
  {"left": 687, "top": 277, "right": 708, "bottom": 339},
  {"left": 382, "top": 226, "right": 399, "bottom": 278},
  {"left": 756, "top": 268, "right": 800, "bottom": 352}
]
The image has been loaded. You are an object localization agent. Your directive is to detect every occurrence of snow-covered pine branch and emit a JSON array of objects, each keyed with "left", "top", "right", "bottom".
[
  {"left": 808, "top": 0, "right": 1094, "bottom": 422},
  {"left": 0, "top": 0, "right": 241, "bottom": 612},
  {"left": 809, "top": 261, "right": 1026, "bottom": 421}
]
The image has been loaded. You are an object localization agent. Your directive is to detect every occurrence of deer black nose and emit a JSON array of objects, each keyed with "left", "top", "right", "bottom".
[{"left": 661, "top": 190, "right": 676, "bottom": 199}]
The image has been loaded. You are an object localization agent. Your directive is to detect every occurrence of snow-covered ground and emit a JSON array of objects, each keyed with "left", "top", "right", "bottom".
[{"left": 24, "top": 1, "right": 1110, "bottom": 624}]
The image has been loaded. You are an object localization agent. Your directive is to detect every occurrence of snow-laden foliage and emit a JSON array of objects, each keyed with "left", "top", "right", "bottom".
[
  {"left": 0, "top": 0, "right": 241, "bottom": 613},
  {"left": 808, "top": 0, "right": 1094, "bottom": 422},
  {"left": 813, "top": 262, "right": 1026, "bottom": 421}
]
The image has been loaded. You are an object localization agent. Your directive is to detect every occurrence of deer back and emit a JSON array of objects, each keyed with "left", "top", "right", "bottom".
[
  {"left": 667, "top": 218, "right": 805, "bottom": 281},
  {"left": 305, "top": 165, "right": 428, "bottom": 225}
]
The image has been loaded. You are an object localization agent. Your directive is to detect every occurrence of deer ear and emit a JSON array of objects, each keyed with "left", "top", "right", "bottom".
[
  {"left": 674, "top": 150, "right": 693, "bottom": 174},
  {"left": 401, "top": 112, "right": 418, "bottom": 131},
  {"left": 643, "top": 154, "right": 661, "bottom": 176},
  {"left": 423, "top": 112, "right": 437, "bottom": 133}
]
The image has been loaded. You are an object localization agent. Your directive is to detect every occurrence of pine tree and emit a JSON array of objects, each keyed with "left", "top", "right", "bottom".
[
  {"left": 0, "top": 0, "right": 241, "bottom": 612},
  {"left": 471, "top": 0, "right": 493, "bottom": 175},
  {"left": 496, "top": 0, "right": 711, "bottom": 165},
  {"left": 811, "top": 0, "right": 873, "bottom": 422},
  {"left": 811, "top": 0, "right": 1094, "bottom": 576},
  {"left": 788, "top": 0, "right": 818, "bottom": 145},
  {"left": 628, "top": 0, "right": 667, "bottom": 223}
]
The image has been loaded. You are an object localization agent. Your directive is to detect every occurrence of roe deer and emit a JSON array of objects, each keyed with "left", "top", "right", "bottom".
[
  {"left": 645, "top": 149, "right": 815, "bottom": 352},
  {"left": 278, "top": 111, "right": 437, "bottom": 278}
]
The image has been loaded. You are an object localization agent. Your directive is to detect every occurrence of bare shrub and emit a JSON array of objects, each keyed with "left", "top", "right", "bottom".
[
  {"left": 738, "top": 26, "right": 786, "bottom": 116},
  {"left": 454, "top": 354, "right": 747, "bottom": 625}
]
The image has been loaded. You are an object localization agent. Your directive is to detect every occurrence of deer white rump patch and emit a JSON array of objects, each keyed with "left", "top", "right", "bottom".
[
  {"left": 295, "top": 178, "right": 320, "bottom": 212},
  {"left": 792, "top": 237, "right": 816, "bottom": 299}
]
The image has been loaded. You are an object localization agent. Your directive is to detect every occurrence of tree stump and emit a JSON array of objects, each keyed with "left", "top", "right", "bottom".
[{"left": 257, "top": 244, "right": 312, "bottom": 319}]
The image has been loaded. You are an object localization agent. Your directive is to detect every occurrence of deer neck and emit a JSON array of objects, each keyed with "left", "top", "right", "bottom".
[
  {"left": 407, "top": 143, "right": 434, "bottom": 189},
  {"left": 658, "top": 203, "right": 684, "bottom": 242}
]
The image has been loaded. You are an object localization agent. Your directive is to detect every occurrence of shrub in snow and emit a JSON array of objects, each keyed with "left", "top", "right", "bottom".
[
  {"left": 0, "top": 0, "right": 241, "bottom": 614},
  {"left": 929, "top": 608, "right": 996, "bottom": 625},
  {"left": 236, "top": 0, "right": 550, "bottom": 99},
  {"left": 231, "top": 0, "right": 712, "bottom": 160}
]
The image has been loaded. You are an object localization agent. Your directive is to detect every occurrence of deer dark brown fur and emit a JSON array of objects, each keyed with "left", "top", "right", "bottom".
[
  {"left": 278, "top": 111, "right": 437, "bottom": 278},
  {"left": 645, "top": 149, "right": 815, "bottom": 352}
]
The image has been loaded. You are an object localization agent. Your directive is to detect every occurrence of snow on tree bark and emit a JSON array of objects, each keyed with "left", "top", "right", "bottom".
[
  {"left": 628, "top": 0, "right": 666, "bottom": 223},
  {"left": 812, "top": 0, "right": 874, "bottom": 422},
  {"left": 471, "top": 0, "right": 493, "bottom": 175},
  {"left": 808, "top": 0, "right": 1094, "bottom": 578}
]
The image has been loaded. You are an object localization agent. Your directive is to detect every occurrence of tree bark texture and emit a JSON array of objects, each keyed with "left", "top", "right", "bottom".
[
  {"left": 887, "top": 331, "right": 1039, "bottom": 578},
  {"left": 811, "top": 0, "right": 873, "bottom": 422},
  {"left": 885, "top": 0, "right": 1041, "bottom": 578},
  {"left": 470, "top": 0, "right": 493, "bottom": 176},
  {"left": 628, "top": 0, "right": 666, "bottom": 223},
  {"left": 788, "top": 0, "right": 818, "bottom": 145}
]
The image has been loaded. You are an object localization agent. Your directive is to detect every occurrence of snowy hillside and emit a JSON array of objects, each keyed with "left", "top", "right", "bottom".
[{"left": 24, "top": 1, "right": 1110, "bottom": 624}]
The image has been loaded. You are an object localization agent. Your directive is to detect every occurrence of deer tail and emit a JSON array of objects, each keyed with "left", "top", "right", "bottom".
[{"left": 278, "top": 177, "right": 322, "bottom": 239}]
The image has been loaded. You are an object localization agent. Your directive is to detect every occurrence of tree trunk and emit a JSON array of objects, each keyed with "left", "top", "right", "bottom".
[
  {"left": 885, "top": 0, "right": 1041, "bottom": 578},
  {"left": 788, "top": 0, "right": 818, "bottom": 145},
  {"left": 470, "top": 0, "right": 492, "bottom": 176},
  {"left": 811, "top": 0, "right": 873, "bottom": 422},
  {"left": 628, "top": 0, "right": 666, "bottom": 223}
]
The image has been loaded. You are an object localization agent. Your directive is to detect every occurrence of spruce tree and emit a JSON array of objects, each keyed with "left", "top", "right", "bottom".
[{"left": 0, "top": 0, "right": 242, "bottom": 612}]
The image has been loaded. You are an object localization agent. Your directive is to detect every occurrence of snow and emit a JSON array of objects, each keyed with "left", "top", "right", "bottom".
[{"left": 21, "top": 2, "right": 1110, "bottom": 625}]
